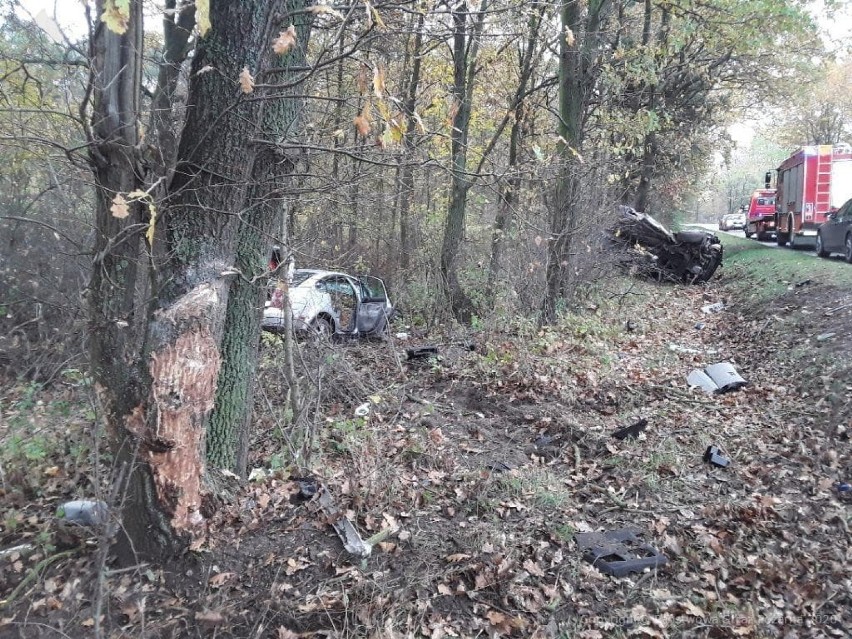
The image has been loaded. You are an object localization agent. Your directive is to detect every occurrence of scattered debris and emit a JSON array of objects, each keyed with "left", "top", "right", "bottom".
[
  {"left": 795, "top": 279, "right": 812, "bottom": 288},
  {"left": 574, "top": 528, "right": 667, "bottom": 577},
  {"left": 625, "top": 319, "right": 638, "bottom": 332},
  {"left": 406, "top": 346, "right": 439, "bottom": 360},
  {"left": 394, "top": 332, "right": 410, "bottom": 340},
  {"left": 486, "top": 461, "right": 512, "bottom": 473},
  {"left": 57, "top": 500, "right": 108, "bottom": 526},
  {"left": 669, "top": 343, "right": 701, "bottom": 355},
  {"left": 354, "top": 402, "right": 371, "bottom": 417},
  {"left": 611, "top": 418, "right": 648, "bottom": 440},
  {"left": 824, "top": 301, "right": 852, "bottom": 316},
  {"left": 703, "top": 445, "right": 730, "bottom": 468},
  {"left": 316, "top": 486, "right": 371, "bottom": 558},
  {"left": 292, "top": 477, "right": 319, "bottom": 501},
  {"left": 687, "top": 362, "right": 747, "bottom": 393},
  {"left": 835, "top": 482, "right": 851, "bottom": 493},
  {"left": 816, "top": 332, "right": 836, "bottom": 342},
  {"left": 694, "top": 322, "right": 705, "bottom": 330},
  {"left": 701, "top": 301, "right": 725, "bottom": 314},
  {"left": 608, "top": 207, "right": 723, "bottom": 283},
  {"left": 247, "top": 468, "right": 267, "bottom": 482}
]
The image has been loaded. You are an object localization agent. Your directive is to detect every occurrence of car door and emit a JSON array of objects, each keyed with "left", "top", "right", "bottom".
[
  {"left": 322, "top": 275, "right": 357, "bottom": 333},
  {"left": 354, "top": 275, "right": 392, "bottom": 335},
  {"left": 824, "top": 202, "right": 851, "bottom": 251}
]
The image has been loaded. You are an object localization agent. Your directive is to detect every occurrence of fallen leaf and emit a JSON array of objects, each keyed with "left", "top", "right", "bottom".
[
  {"left": 209, "top": 572, "right": 235, "bottom": 588},
  {"left": 195, "top": 610, "right": 225, "bottom": 626}
]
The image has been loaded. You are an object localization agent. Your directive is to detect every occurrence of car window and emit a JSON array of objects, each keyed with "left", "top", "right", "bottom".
[
  {"left": 358, "top": 276, "right": 387, "bottom": 302},
  {"left": 840, "top": 201, "right": 852, "bottom": 221},
  {"left": 321, "top": 276, "right": 355, "bottom": 296},
  {"left": 290, "top": 270, "right": 313, "bottom": 287}
]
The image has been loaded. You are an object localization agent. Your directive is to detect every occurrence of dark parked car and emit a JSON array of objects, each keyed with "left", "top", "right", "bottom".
[
  {"left": 816, "top": 198, "right": 852, "bottom": 262},
  {"left": 263, "top": 269, "right": 395, "bottom": 337}
]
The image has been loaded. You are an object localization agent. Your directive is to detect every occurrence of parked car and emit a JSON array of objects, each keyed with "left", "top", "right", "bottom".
[
  {"left": 815, "top": 197, "right": 852, "bottom": 262},
  {"left": 263, "top": 269, "right": 395, "bottom": 337},
  {"left": 718, "top": 212, "right": 745, "bottom": 231}
]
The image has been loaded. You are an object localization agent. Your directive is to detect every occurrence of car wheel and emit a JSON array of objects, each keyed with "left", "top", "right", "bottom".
[
  {"left": 311, "top": 316, "right": 334, "bottom": 339},
  {"left": 845, "top": 235, "right": 852, "bottom": 264},
  {"left": 815, "top": 233, "right": 829, "bottom": 258},
  {"left": 744, "top": 228, "right": 752, "bottom": 239}
]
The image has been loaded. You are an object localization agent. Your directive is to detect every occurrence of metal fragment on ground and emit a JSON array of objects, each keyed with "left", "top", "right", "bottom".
[{"left": 317, "top": 486, "right": 371, "bottom": 558}]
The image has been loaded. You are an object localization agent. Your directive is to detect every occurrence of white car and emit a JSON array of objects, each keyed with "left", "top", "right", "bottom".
[{"left": 263, "top": 269, "right": 395, "bottom": 338}]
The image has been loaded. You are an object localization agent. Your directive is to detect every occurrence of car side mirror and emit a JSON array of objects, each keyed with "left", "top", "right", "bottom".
[{"left": 827, "top": 213, "right": 836, "bottom": 221}]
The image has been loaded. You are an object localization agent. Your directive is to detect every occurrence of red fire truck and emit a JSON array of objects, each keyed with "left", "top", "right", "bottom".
[
  {"left": 743, "top": 185, "right": 776, "bottom": 241},
  {"left": 774, "top": 143, "right": 852, "bottom": 248}
]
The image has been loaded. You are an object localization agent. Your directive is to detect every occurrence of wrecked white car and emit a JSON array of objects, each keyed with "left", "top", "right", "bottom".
[{"left": 263, "top": 269, "right": 395, "bottom": 338}]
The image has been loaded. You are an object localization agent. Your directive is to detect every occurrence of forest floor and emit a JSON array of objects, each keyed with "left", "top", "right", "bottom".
[{"left": 1, "top": 235, "right": 851, "bottom": 638}]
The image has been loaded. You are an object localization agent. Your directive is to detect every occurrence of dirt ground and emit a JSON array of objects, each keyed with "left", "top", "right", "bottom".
[{"left": 1, "top": 272, "right": 850, "bottom": 638}]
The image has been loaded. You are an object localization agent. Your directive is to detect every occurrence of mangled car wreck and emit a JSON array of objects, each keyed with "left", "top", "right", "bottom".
[{"left": 609, "top": 206, "right": 723, "bottom": 284}]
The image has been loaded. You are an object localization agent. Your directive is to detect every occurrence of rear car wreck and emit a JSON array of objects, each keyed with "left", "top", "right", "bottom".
[
  {"left": 264, "top": 269, "right": 395, "bottom": 338},
  {"left": 609, "top": 206, "right": 723, "bottom": 284}
]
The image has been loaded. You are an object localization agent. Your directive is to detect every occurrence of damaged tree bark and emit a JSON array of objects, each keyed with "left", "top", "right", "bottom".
[{"left": 88, "top": 0, "right": 308, "bottom": 562}]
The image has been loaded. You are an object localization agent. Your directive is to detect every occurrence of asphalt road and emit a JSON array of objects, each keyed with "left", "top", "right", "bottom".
[{"left": 691, "top": 224, "right": 818, "bottom": 257}]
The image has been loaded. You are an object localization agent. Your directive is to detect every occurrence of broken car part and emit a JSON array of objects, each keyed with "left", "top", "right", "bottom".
[
  {"left": 406, "top": 346, "right": 439, "bottom": 360},
  {"left": 704, "top": 445, "right": 730, "bottom": 468},
  {"left": 611, "top": 418, "right": 648, "bottom": 440},
  {"left": 574, "top": 528, "right": 667, "bottom": 577},
  {"left": 687, "top": 362, "right": 747, "bottom": 394},
  {"left": 608, "top": 207, "right": 723, "bottom": 284}
]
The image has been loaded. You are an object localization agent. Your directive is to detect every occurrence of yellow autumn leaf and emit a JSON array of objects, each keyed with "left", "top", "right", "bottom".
[
  {"left": 356, "top": 64, "right": 370, "bottom": 95},
  {"left": 111, "top": 193, "right": 129, "bottom": 219},
  {"left": 353, "top": 115, "right": 371, "bottom": 137},
  {"left": 272, "top": 25, "right": 297, "bottom": 55},
  {"left": 309, "top": 5, "right": 345, "bottom": 20},
  {"left": 196, "top": 0, "right": 211, "bottom": 36},
  {"left": 101, "top": 0, "right": 130, "bottom": 35},
  {"left": 239, "top": 67, "right": 254, "bottom": 94},
  {"left": 353, "top": 101, "right": 372, "bottom": 136},
  {"left": 413, "top": 111, "right": 426, "bottom": 134},
  {"left": 145, "top": 204, "right": 158, "bottom": 248},
  {"left": 372, "top": 65, "right": 386, "bottom": 98}
]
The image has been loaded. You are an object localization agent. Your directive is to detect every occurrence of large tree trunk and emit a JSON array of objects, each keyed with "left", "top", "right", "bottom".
[
  {"left": 89, "top": 0, "right": 308, "bottom": 562},
  {"left": 542, "top": 0, "right": 611, "bottom": 323},
  {"left": 207, "top": 5, "right": 310, "bottom": 475}
]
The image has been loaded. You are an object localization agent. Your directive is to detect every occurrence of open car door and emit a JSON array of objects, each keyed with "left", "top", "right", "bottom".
[{"left": 355, "top": 276, "right": 392, "bottom": 335}]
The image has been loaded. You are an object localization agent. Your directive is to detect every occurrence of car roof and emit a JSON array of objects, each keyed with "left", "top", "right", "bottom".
[{"left": 293, "top": 268, "right": 355, "bottom": 280}]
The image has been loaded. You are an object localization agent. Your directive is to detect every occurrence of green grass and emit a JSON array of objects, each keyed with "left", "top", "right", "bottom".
[{"left": 713, "top": 232, "right": 852, "bottom": 301}]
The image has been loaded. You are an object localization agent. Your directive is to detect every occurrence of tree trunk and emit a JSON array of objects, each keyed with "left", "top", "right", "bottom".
[
  {"left": 439, "top": 0, "right": 488, "bottom": 324},
  {"left": 398, "top": 11, "right": 425, "bottom": 271},
  {"left": 207, "top": 6, "right": 310, "bottom": 476},
  {"left": 542, "top": 0, "right": 611, "bottom": 323},
  {"left": 89, "top": 0, "right": 308, "bottom": 562}
]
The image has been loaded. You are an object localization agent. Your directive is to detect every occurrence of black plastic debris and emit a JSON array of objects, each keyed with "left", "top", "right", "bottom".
[
  {"left": 835, "top": 482, "right": 851, "bottom": 493},
  {"left": 574, "top": 528, "right": 667, "bottom": 577},
  {"left": 795, "top": 279, "right": 812, "bottom": 288},
  {"left": 292, "top": 477, "right": 319, "bottom": 501},
  {"left": 406, "top": 346, "right": 439, "bottom": 360},
  {"left": 612, "top": 418, "right": 648, "bottom": 441},
  {"left": 486, "top": 461, "right": 512, "bottom": 473},
  {"left": 703, "top": 445, "right": 730, "bottom": 468}
]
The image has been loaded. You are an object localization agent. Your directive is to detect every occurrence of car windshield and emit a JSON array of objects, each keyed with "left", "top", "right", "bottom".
[{"left": 290, "top": 270, "right": 315, "bottom": 287}]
